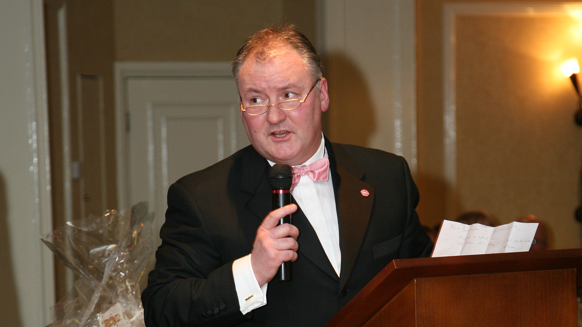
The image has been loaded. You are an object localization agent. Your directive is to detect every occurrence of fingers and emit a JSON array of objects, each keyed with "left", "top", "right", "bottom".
[
  {"left": 278, "top": 249, "right": 298, "bottom": 263},
  {"left": 261, "top": 204, "right": 297, "bottom": 229},
  {"left": 272, "top": 233, "right": 299, "bottom": 252},
  {"left": 250, "top": 205, "right": 300, "bottom": 285},
  {"left": 269, "top": 220, "right": 299, "bottom": 240}
]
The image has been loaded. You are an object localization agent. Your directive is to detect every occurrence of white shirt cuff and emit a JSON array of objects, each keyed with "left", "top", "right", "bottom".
[{"left": 232, "top": 254, "right": 268, "bottom": 314}]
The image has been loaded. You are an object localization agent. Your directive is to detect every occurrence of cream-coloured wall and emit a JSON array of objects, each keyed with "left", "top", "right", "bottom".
[
  {"left": 112, "top": 0, "right": 582, "bottom": 250},
  {"left": 114, "top": 0, "right": 317, "bottom": 62},
  {"left": 417, "top": 0, "right": 582, "bottom": 249}
]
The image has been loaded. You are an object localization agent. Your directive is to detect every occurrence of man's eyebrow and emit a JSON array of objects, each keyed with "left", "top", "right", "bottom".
[
  {"left": 242, "top": 83, "right": 301, "bottom": 95},
  {"left": 275, "top": 83, "right": 301, "bottom": 92},
  {"left": 241, "top": 87, "right": 263, "bottom": 95},
  {"left": 242, "top": 86, "right": 265, "bottom": 95}
]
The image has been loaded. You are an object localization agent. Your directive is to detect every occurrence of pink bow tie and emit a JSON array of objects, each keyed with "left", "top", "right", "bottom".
[{"left": 291, "top": 157, "right": 329, "bottom": 189}]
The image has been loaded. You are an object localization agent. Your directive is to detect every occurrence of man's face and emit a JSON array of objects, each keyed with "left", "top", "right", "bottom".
[{"left": 237, "top": 47, "right": 329, "bottom": 166}]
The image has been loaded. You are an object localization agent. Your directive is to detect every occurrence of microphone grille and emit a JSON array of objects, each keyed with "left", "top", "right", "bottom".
[{"left": 268, "top": 164, "right": 293, "bottom": 190}]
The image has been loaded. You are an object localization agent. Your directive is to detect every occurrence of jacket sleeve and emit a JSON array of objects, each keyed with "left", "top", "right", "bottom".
[
  {"left": 141, "top": 182, "right": 250, "bottom": 327},
  {"left": 397, "top": 156, "right": 434, "bottom": 258}
]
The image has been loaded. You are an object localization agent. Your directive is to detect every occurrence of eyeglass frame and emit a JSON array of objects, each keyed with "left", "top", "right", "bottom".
[{"left": 240, "top": 79, "right": 321, "bottom": 116}]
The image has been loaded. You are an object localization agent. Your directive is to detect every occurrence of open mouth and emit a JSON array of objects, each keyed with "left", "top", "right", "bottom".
[{"left": 271, "top": 131, "right": 289, "bottom": 138}]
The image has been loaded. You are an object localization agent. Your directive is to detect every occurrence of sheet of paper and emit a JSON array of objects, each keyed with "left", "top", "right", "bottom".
[
  {"left": 431, "top": 220, "right": 469, "bottom": 257},
  {"left": 485, "top": 222, "right": 513, "bottom": 253},
  {"left": 459, "top": 223, "right": 494, "bottom": 255},
  {"left": 505, "top": 221, "right": 538, "bottom": 253},
  {"left": 432, "top": 220, "right": 538, "bottom": 257}
]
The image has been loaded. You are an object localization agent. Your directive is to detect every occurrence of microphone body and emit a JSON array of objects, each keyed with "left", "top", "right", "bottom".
[
  {"left": 268, "top": 164, "right": 293, "bottom": 282},
  {"left": 272, "top": 189, "right": 292, "bottom": 281}
]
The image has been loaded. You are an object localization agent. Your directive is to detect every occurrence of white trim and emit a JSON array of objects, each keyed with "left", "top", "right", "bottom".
[
  {"left": 57, "top": 4, "right": 73, "bottom": 227},
  {"left": 392, "top": 0, "right": 404, "bottom": 158},
  {"left": 443, "top": 2, "right": 582, "bottom": 219},
  {"left": 396, "top": 0, "right": 417, "bottom": 171},
  {"left": 98, "top": 76, "right": 107, "bottom": 210},
  {"left": 443, "top": 4, "right": 458, "bottom": 219},
  {"left": 446, "top": 3, "right": 582, "bottom": 16},
  {"left": 115, "top": 62, "right": 234, "bottom": 210},
  {"left": 160, "top": 115, "right": 169, "bottom": 196},
  {"left": 27, "top": 0, "right": 55, "bottom": 323},
  {"left": 56, "top": 2, "right": 75, "bottom": 293},
  {"left": 321, "top": 0, "right": 417, "bottom": 170},
  {"left": 146, "top": 102, "right": 156, "bottom": 215},
  {"left": 75, "top": 74, "right": 86, "bottom": 218}
]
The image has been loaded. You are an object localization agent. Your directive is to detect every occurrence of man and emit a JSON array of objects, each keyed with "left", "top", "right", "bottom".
[{"left": 142, "top": 25, "right": 432, "bottom": 327}]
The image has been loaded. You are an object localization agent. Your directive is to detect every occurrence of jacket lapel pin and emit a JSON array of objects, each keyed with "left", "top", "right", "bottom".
[{"left": 360, "top": 189, "right": 370, "bottom": 197}]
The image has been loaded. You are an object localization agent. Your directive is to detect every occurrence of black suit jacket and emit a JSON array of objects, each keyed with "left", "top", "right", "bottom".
[{"left": 142, "top": 138, "right": 433, "bottom": 327}]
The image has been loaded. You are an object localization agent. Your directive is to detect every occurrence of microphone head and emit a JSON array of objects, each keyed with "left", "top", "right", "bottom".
[{"left": 269, "top": 164, "right": 293, "bottom": 190}]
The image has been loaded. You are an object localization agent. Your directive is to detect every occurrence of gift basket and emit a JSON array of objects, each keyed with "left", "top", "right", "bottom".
[{"left": 42, "top": 202, "right": 155, "bottom": 327}]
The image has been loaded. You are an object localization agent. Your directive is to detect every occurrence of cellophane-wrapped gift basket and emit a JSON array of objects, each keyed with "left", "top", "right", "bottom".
[{"left": 42, "top": 202, "right": 155, "bottom": 327}]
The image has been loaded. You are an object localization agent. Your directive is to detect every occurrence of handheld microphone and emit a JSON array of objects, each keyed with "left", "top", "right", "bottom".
[{"left": 268, "top": 164, "right": 293, "bottom": 282}]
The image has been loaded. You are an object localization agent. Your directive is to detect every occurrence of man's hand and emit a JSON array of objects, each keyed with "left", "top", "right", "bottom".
[{"left": 251, "top": 204, "right": 299, "bottom": 286}]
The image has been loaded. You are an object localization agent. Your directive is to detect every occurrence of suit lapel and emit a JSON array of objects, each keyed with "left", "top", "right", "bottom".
[
  {"left": 292, "top": 204, "right": 339, "bottom": 280},
  {"left": 240, "top": 147, "right": 338, "bottom": 279},
  {"left": 239, "top": 141, "right": 373, "bottom": 288},
  {"left": 240, "top": 146, "right": 339, "bottom": 280},
  {"left": 240, "top": 147, "right": 272, "bottom": 222},
  {"left": 328, "top": 140, "right": 375, "bottom": 292}
]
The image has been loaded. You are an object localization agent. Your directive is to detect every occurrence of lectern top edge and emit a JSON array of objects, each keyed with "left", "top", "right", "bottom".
[{"left": 325, "top": 248, "right": 582, "bottom": 327}]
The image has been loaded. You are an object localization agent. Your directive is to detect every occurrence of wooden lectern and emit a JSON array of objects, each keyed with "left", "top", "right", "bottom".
[{"left": 325, "top": 249, "right": 582, "bottom": 327}]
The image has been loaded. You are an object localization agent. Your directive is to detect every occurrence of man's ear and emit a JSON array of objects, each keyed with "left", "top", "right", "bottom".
[
  {"left": 319, "top": 78, "right": 330, "bottom": 112},
  {"left": 239, "top": 96, "right": 245, "bottom": 119}
]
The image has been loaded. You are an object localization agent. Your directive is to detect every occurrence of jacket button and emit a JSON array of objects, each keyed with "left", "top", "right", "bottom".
[
  {"left": 214, "top": 307, "right": 220, "bottom": 314},
  {"left": 220, "top": 304, "right": 226, "bottom": 310},
  {"left": 340, "top": 289, "right": 350, "bottom": 297},
  {"left": 207, "top": 310, "right": 214, "bottom": 317}
]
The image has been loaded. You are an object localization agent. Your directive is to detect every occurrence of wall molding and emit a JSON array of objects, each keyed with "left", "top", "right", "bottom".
[
  {"left": 26, "top": 0, "right": 55, "bottom": 323},
  {"left": 114, "top": 62, "right": 233, "bottom": 210}
]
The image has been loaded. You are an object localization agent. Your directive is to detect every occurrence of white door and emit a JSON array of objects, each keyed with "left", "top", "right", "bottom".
[{"left": 118, "top": 63, "right": 249, "bottom": 246}]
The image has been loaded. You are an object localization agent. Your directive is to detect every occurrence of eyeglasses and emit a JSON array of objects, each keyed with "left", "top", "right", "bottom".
[{"left": 240, "top": 79, "right": 320, "bottom": 116}]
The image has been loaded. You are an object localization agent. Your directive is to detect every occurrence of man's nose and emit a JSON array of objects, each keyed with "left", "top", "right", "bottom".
[{"left": 265, "top": 104, "right": 287, "bottom": 124}]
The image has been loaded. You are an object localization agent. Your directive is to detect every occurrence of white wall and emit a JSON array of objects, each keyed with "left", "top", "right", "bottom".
[
  {"left": 0, "top": 1, "right": 54, "bottom": 326},
  {"left": 322, "top": 0, "right": 417, "bottom": 169}
]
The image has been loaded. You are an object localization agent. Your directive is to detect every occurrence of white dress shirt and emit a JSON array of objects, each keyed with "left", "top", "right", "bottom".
[{"left": 232, "top": 134, "right": 340, "bottom": 314}]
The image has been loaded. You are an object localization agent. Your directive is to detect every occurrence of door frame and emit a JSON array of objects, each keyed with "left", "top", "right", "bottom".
[
  {"left": 114, "top": 62, "right": 234, "bottom": 210},
  {"left": 10, "top": 0, "right": 55, "bottom": 324}
]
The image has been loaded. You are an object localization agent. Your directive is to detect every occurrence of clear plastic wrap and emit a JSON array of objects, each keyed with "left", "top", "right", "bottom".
[{"left": 42, "top": 202, "right": 155, "bottom": 327}]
